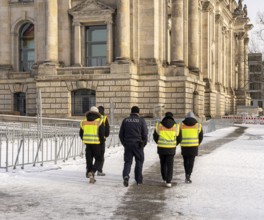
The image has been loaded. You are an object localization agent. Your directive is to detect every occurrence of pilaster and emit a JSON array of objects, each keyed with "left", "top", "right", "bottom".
[
  {"left": 0, "top": 0, "right": 11, "bottom": 66},
  {"left": 106, "top": 20, "right": 114, "bottom": 65},
  {"left": 73, "top": 22, "right": 82, "bottom": 66}
]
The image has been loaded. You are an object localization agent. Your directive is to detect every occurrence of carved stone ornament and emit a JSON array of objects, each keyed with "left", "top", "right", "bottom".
[
  {"left": 201, "top": 1, "right": 214, "bottom": 12},
  {"left": 234, "top": 32, "right": 245, "bottom": 40},
  {"left": 215, "top": 14, "right": 223, "bottom": 24},
  {"left": 68, "top": 0, "right": 115, "bottom": 22}
]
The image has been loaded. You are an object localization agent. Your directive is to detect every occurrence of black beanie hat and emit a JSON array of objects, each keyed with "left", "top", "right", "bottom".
[
  {"left": 165, "top": 112, "right": 173, "bottom": 118},
  {"left": 131, "top": 106, "right": 140, "bottom": 113},
  {"left": 98, "top": 106, "right": 104, "bottom": 115}
]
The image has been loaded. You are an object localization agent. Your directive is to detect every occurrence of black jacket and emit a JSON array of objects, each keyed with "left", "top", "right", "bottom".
[
  {"left": 79, "top": 111, "right": 105, "bottom": 144},
  {"left": 153, "top": 116, "right": 182, "bottom": 155},
  {"left": 119, "top": 113, "right": 148, "bottom": 147},
  {"left": 180, "top": 117, "right": 203, "bottom": 157}
]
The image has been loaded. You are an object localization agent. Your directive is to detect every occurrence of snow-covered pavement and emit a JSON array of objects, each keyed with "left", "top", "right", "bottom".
[{"left": 1, "top": 124, "right": 264, "bottom": 220}]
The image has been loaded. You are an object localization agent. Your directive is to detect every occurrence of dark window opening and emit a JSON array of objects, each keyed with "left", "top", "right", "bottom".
[
  {"left": 71, "top": 89, "right": 96, "bottom": 116},
  {"left": 14, "top": 92, "right": 26, "bottom": 115}
]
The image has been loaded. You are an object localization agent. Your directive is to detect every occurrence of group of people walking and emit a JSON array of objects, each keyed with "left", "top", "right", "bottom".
[{"left": 79, "top": 105, "right": 203, "bottom": 187}]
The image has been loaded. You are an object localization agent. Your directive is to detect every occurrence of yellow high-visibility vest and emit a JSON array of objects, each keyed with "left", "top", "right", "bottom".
[
  {"left": 81, "top": 118, "right": 103, "bottom": 144},
  {"left": 102, "top": 115, "right": 108, "bottom": 125},
  {"left": 156, "top": 122, "right": 179, "bottom": 148},
  {"left": 180, "top": 123, "right": 202, "bottom": 147}
]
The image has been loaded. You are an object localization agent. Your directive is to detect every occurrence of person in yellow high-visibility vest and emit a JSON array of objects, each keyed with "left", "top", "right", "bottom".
[
  {"left": 153, "top": 112, "right": 181, "bottom": 187},
  {"left": 97, "top": 106, "right": 110, "bottom": 176},
  {"left": 79, "top": 106, "right": 105, "bottom": 184},
  {"left": 179, "top": 111, "right": 203, "bottom": 183}
]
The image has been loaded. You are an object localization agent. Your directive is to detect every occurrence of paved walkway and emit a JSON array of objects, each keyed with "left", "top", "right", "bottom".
[{"left": 113, "top": 126, "right": 247, "bottom": 220}]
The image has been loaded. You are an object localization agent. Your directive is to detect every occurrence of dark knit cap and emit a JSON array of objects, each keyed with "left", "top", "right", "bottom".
[
  {"left": 98, "top": 106, "right": 104, "bottom": 115},
  {"left": 165, "top": 112, "right": 173, "bottom": 118},
  {"left": 131, "top": 106, "right": 140, "bottom": 114}
]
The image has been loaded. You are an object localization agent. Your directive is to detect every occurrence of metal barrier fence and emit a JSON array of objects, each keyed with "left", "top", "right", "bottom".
[
  {"left": 222, "top": 115, "right": 264, "bottom": 124},
  {"left": 104, "top": 118, "right": 228, "bottom": 144},
  {"left": 0, "top": 121, "right": 83, "bottom": 172},
  {"left": 0, "top": 118, "right": 233, "bottom": 172}
]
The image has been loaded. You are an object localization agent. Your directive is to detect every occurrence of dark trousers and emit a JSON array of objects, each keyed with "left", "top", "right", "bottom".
[
  {"left": 122, "top": 143, "right": 144, "bottom": 184},
  {"left": 85, "top": 144, "right": 102, "bottom": 173},
  {"left": 159, "top": 154, "right": 175, "bottom": 183},
  {"left": 98, "top": 143, "right": 105, "bottom": 172},
  {"left": 183, "top": 156, "right": 195, "bottom": 176}
]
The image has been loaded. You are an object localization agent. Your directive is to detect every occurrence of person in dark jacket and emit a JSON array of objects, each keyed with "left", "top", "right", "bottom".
[
  {"left": 153, "top": 112, "right": 181, "bottom": 187},
  {"left": 119, "top": 106, "right": 148, "bottom": 187},
  {"left": 97, "top": 105, "right": 110, "bottom": 176},
  {"left": 79, "top": 106, "right": 105, "bottom": 184},
  {"left": 179, "top": 111, "right": 203, "bottom": 183}
]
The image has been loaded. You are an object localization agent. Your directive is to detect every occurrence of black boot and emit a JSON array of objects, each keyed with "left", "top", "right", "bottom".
[
  {"left": 185, "top": 174, "right": 192, "bottom": 184},
  {"left": 123, "top": 176, "right": 129, "bottom": 187}
]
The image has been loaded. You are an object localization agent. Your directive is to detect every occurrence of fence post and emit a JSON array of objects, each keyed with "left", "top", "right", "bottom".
[
  {"left": 5, "top": 133, "right": 8, "bottom": 172},
  {"left": 55, "top": 126, "right": 58, "bottom": 165},
  {"left": 22, "top": 128, "right": 25, "bottom": 169},
  {"left": 110, "top": 99, "right": 115, "bottom": 127}
]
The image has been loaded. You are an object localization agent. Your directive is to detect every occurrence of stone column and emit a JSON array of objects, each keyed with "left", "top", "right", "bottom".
[
  {"left": 46, "top": 0, "right": 58, "bottom": 62},
  {"left": 106, "top": 20, "right": 113, "bottom": 65},
  {"left": 222, "top": 27, "right": 226, "bottom": 87},
  {"left": 188, "top": 0, "right": 199, "bottom": 71},
  {"left": 58, "top": 0, "right": 71, "bottom": 66},
  {"left": 201, "top": 2, "right": 214, "bottom": 79},
  {"left": 171, "top": 0, "right": 184, "bottom": 65},
  {"left": 35, "top": 0, "right": 46, "bottom": 63},
  {"left": 227, "top": 30, "right": 232, "bottom": 88},
  {"left": 237, "top": 33, "right": 245, "bottom": 90},
  {"left": 116, "top": 0, "right": 130, "bottom": 62},
  {"left": 244, "top": 36, "right": 249, "bottom": 91},
  {"left": 0, "top": 0, "right": 11, "bottom": 66},
  {"left": 73, "top": 22, "right": 81, "bottom": 66},
  {"left": 215, "top": 14, "right": 223, "bottom": 84}
]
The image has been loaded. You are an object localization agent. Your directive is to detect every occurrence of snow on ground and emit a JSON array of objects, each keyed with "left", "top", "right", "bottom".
[
  {"left": 1, "top": 124, "right": 264, "bottom": 219},
  {"left": 164, "top": 125, "right": 264, "bottom": 220}
]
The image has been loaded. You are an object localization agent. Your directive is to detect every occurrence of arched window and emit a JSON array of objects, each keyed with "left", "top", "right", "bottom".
[
  {"left": 71, "top": 89, "right": 96, "bottom": 116},
  {"left": 14, "top": 92, "right": 26, "bottom": 115},
  {"left": 19, "top": 22, "right": 35, "bottom": 72}
]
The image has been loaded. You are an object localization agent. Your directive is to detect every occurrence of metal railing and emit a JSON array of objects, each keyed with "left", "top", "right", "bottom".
[
  {"left": 0, "top": 118, "right": 233, "bottom": 171},
  {"left": 105, "top": 118, "right": 234, "bottom": 147},
  {"left": 0, "top": 122, "right": 83, "bottom": 172}
]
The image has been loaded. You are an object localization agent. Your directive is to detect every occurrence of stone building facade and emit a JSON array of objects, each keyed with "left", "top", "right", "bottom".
[{"left": 0, "top": 0, "right": 252, "bottom": 119}]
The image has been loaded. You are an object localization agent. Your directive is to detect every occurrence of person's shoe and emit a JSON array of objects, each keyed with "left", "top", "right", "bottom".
[
  {"left": 88, "top": 172, "right": 96, "bottom": 184},
  {"left": 97, "top": 171, "right": 106, "bottom": 176},
  {"left": 123, "top": 176, "right": 129, "bottom": 187},
  {"left": 166, "top": 182, "right": 172, "bottom": 188},
  {"left": 137, "top": 182, "right": 143, "bottom": 186},
  {"left": 185, "top": 174, "right": 192, "bottom": 184}
]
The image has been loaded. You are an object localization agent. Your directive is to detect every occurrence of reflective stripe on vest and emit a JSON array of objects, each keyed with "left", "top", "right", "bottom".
[
  {"left": 81, "top": 118, "right": 103, "bottom": 144},
  {"left": 156, "top": 122, "right": 179, "bottom": 148},
  {"left": 180, "top": 123, "right": 201, "bottom": 147},
  {"left": 102, "top": 115, "right": 107, "bottom": 125}
]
